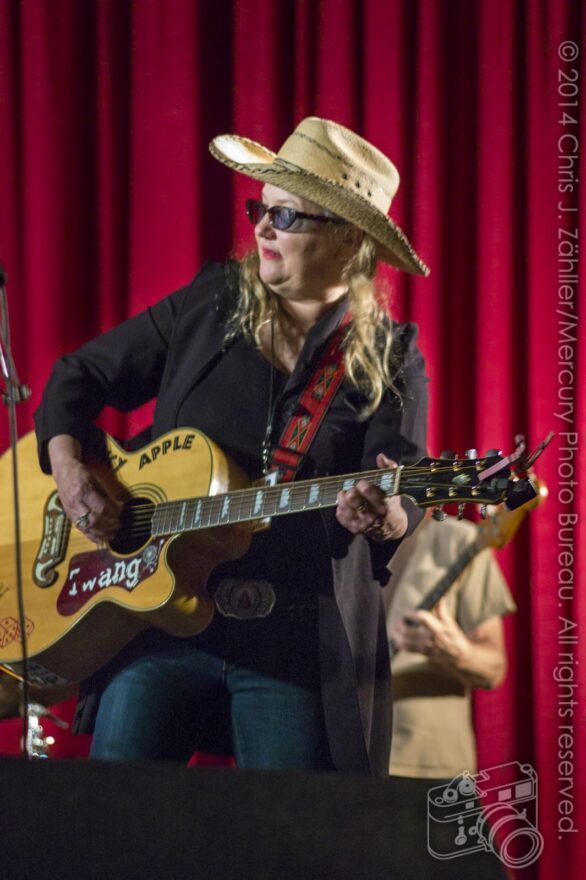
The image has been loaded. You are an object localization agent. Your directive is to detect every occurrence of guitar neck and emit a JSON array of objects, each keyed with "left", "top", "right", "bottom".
[
  {"left": 416, "top": 537, "right": 483, "bottom": 612},
  {"left": 151, "top": 467, "right": 401, "bottom": 536}
]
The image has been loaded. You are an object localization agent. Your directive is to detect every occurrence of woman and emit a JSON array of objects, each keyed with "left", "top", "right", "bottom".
[{"left": 35, "top": 117, "right": 429, "bottom": 775}]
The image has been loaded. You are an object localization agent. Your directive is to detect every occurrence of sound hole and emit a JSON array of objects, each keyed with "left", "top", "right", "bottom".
[{"left": 110, "top": 496, "right": 155, "bottom": 555}]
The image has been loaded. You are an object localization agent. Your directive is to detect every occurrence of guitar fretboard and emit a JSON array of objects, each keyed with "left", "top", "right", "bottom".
[
  {"left": 151, "top": 467, "right": 401, "bottom": 536},
  {"left": 416, "top": 538, "right": 482, "bottom": 612}
]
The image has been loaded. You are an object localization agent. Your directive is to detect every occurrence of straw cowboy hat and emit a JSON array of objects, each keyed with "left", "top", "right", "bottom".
[{"left": 209, "top": 116, "right": 429, "bottom": 276}]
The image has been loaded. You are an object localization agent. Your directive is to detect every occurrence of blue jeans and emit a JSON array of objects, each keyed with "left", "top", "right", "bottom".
[{"left": 90, "top": 614, "right": 333, "bottom": 771}]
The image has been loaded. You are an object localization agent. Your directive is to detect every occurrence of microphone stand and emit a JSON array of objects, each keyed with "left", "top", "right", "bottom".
[{"left": 0, "top": 265, "right": 33, "bottom": 758}]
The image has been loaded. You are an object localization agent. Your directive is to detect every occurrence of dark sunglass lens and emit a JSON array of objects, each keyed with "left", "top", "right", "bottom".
[
  {"left": 245, "top": 200, "right": 265, "bottom": 224},
  {"left": 272, "top": 207, "right": 296, "bottom": 230}
]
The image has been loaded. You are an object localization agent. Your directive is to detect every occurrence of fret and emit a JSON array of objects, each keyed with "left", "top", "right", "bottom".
[
  {"left": 164, "top": 503, "right": 174, "bottom": 532},
  {"left": 278, "top": 487, "right": 291, "bottom": 509},
  {"left": 319, "top": 486, "right": 340, "bottom": 506},
  {"left": 297, "top": 487, "right": 311, "bottom": 508},
  {"left": 288, "top": 486, "right": 310, "bottom": 513},
  {"left": 220, "top": 495, "right": 231, "bottom": 521},
  {"left": 259, "top": 490, "right": 275, "bottom": 518},
  {"left": 193, "top": 499, "right": 203, "bottom": 527},
  {"left": 160, "top": 505, "right": 172, "bottom": 533},
  {"left": 242, "top": 490, "right": 258, "bottom": 522},
  {"left": 185, "top": 499, "right": 199, "bottom": 530},
  {"left": 230, "top": 490, "right": 246, "bottom": 522},
  {"left": 172, "top": 501, "right": 183, "bottom": 531},
  {"left": 207, "top": 495, "right": 223, "bottom": 528},
  {"left": 206, "top": 497, "right": 217, "bottom": 527},
  {"left": 246, "top": 490, "right": 260, "bottom": 521},
  {"left": 153, "top": 504, "right": 167, "bottom": 536},
  {"left": 180, "top": 501, "right": 190, "bottom": 531},
  {"left": 253, "top": 489, "right": 264, "bottom": 516}
]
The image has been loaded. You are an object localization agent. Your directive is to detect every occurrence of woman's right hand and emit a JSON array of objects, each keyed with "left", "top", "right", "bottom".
[{"left": 48, "top": 435, "right": 122, "bottom": 544}]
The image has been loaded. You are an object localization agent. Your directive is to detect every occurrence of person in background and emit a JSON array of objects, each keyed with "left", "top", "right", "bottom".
[{"left": 384, "top": 511, "right": 516, "bottom": 878}]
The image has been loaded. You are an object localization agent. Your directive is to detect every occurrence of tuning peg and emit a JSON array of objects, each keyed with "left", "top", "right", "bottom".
[
  {"left": 440, "top": 450, "right": 456, "bottom": 460},
  {"left": 432, "top": 506, "right": 447, "bottom": 521},
  {"left": 457, "top": 504, "right": 466, "bottom": 520},
  {"left": 480, "top": 504, "right": 488, "bottom": 519},
  {"left": 465, "top": 449, "right": 478, "bottom": 460},
  {"left": 485, "top": 448, "right": 502, "bottom": 458}
]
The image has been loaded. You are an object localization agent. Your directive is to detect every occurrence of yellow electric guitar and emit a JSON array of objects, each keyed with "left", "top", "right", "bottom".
[{"left": 0, "top": 429, "right": 537, "bottom": 686}]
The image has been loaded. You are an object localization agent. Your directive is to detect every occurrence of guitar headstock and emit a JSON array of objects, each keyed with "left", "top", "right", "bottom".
[
  {"left": 476, "top": 476, "right": 548, "bottom": 550},
  {"left": 398, "top": 450, "right": 538, "bottom": 514}
]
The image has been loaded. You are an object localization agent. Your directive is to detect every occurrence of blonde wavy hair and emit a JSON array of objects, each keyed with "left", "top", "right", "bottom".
[{"left": 227, "top": 233, "right": 400, "bottom": 418}]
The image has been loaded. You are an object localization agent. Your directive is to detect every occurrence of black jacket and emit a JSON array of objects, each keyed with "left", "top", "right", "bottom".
[{"left": 35, "top": 261, "right": 428, "bottom": 775}]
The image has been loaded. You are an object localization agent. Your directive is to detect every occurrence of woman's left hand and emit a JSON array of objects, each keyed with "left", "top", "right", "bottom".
[{"left": 336, "top": 453, "right": 407, "bottom": 542}]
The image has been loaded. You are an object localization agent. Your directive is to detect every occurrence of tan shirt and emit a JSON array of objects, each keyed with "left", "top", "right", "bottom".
[{"left": 383, "top": 516, "right": 516, "bottom": 779}]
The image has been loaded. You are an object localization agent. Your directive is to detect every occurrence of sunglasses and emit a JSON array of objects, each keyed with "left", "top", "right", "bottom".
[{"left": 245, "top": 199, "right": 347, "bottom": 231}]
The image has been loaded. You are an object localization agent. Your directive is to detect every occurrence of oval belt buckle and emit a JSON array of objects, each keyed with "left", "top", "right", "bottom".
[{"left": 214, "top": 579, "right": 276, "bottom": 620}]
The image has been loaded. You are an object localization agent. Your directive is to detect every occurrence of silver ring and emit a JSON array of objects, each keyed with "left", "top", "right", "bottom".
[{"left": 75, "top": 511, "right": 91, "bottom": 530}]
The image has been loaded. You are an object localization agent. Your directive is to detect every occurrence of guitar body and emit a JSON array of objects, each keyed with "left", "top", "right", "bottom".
[{"left": 0, "top": 429, "right": 253, "bottom": 685}]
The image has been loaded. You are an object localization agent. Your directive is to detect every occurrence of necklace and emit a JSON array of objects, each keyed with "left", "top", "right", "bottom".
[{"left": 261, "top": 318, "right": 280, "bottom": 475}]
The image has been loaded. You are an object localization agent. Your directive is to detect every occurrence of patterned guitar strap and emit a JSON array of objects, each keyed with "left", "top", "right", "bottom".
[{"left": 270, "top": 312, "right": 351, "bottom": 482}]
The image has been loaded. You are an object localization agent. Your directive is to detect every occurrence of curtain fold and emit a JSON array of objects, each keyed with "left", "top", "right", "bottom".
[{"left": 0, "top": 2, "right": 583, "bottom": 877}]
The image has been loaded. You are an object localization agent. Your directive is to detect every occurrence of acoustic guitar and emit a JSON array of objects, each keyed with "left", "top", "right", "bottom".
[{"left": 0, "top": 429, "right": 536, "bottom": 686}]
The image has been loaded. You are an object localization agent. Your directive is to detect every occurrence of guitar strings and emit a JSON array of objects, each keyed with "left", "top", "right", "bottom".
[
  {"left": 109, "top": 464, "right": 503, "bottom": 514},
  {"left": 83, "top": 461, "right": 508, "bottom": 540},
  {"left": 96, "top": 463, "right": 508, "bottom": 537}
]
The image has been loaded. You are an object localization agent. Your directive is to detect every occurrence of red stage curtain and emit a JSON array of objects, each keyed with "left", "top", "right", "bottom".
[{"left": 0, "top": 2, "right": 583, "bottom": 877}]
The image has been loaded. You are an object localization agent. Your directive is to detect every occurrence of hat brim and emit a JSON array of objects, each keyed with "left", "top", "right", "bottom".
[{"left": 210, "top": 135, "right": 429, "bottom": 277}]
